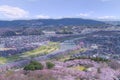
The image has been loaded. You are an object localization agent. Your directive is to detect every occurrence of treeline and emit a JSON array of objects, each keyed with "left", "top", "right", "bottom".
[
  {"left": 24, "top": 61, "right": 55, "bottom": 71},
  {"left": 0, "top": 28, "right": 44, "bottom": 37}
]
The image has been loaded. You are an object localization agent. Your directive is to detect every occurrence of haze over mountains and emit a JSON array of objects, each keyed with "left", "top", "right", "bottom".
[
  {"left": 0, "top": 18, "right": 106, "bottom": 28},
  {"left": 105, "top": 21, "right": 120, "bottom": 26}
]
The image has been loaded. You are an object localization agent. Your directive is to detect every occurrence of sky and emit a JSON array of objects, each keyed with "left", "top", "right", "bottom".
[{"left": 0, "top": 0, "right": 120, "bottom": 20}]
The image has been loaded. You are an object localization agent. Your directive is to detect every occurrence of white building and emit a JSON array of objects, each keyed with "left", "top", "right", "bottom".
[
  {"left": 43, "top": 31, "right": 56, "bottom": 36},
  {"left": 91, "top": 44, "right": 98, "bottom": 49}
]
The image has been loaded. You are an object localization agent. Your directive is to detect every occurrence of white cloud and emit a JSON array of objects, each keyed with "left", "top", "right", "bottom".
[
  {"left": 0, "top": 5, "right": 29, "bottom": 19},
  {"left": 78, "top": 11, "right": 94, "bottom": 18},
  {"left": 98, "top": 16, "right": 117, "bottom": 19},
  {"left": 35, "top": 15, "right": 50, "bottom": 19},
  {"left": 79, "top": 13, "right": 89, "bottom": 17}
]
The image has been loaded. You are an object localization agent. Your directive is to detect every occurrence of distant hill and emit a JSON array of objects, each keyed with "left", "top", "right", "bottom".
[
  {"left": 0, "top": 18, "right": 106, "bottom": 28},
  {"left": 105, "top": 21, "right": 120, "bottom": 26}
]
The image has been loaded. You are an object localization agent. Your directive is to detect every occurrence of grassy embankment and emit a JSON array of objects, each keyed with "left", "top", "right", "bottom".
[
  {"left": 57, "top": 48, "right": 87, "bottom": 62},
  {"left": 21, "top": 42, "right": 60, "bottom": 57},
  {"left": 0, "top": 42, "right": 60, "bottom": 64}
]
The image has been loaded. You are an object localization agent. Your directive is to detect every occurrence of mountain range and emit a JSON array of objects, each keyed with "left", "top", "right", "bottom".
[
  {"left": 105, "top": 21, "right": 120, "bottom": 26},
  {"left": 0, "top": 18, "right": 106, "bottom": 28}
]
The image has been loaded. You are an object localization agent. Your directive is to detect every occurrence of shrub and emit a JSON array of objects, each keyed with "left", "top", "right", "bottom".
[
  {"left": 91, "top": 57, "right": 109, "bottom": 62},
  {"left": 97, "top": 68, "right": 101, "bottom": 73},
  {"left": 24, "top": 61, "right": 43, "bottom": 71},
  {"left": 46, "top": 62, "right": 55, "bottom": 69}
]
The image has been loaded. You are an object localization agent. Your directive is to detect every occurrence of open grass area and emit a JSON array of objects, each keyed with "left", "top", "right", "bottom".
[
  {"left": 69, "top": 48, "right": 87, "bottom": 54},
  {"left": 72, "top": 65, "right": 87, "bottom": 71},
  {"left": 0, "top": 42, "right": 60, "bottom": 64},
  {"left": 0, "top": 55, "right": 21, "bottom": 64},
  {"left": 53, "top": 48, "right": 87, "bottom": 62},
  {"left": 21, "top": 42, "right": 60, "bottom": 57},
  {"left": 0, "top": 57, "right": 7, "bottom": 64}
]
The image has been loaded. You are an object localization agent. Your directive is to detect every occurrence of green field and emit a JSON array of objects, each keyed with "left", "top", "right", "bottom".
[
  {"left": 0, "top": 57, "right": 7, "bottom": 64},
  {"left": 0, "top": 42, "right": 60, "bottom": 64},
  {"left": 72, "top": 65, "right": 87, "bottom": 71},
  {"left": 21, "top": 42, "right": 60, "bottom": 57},
  {"left": 53, "top": 48, "right": 87, "bottom": 62}
]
